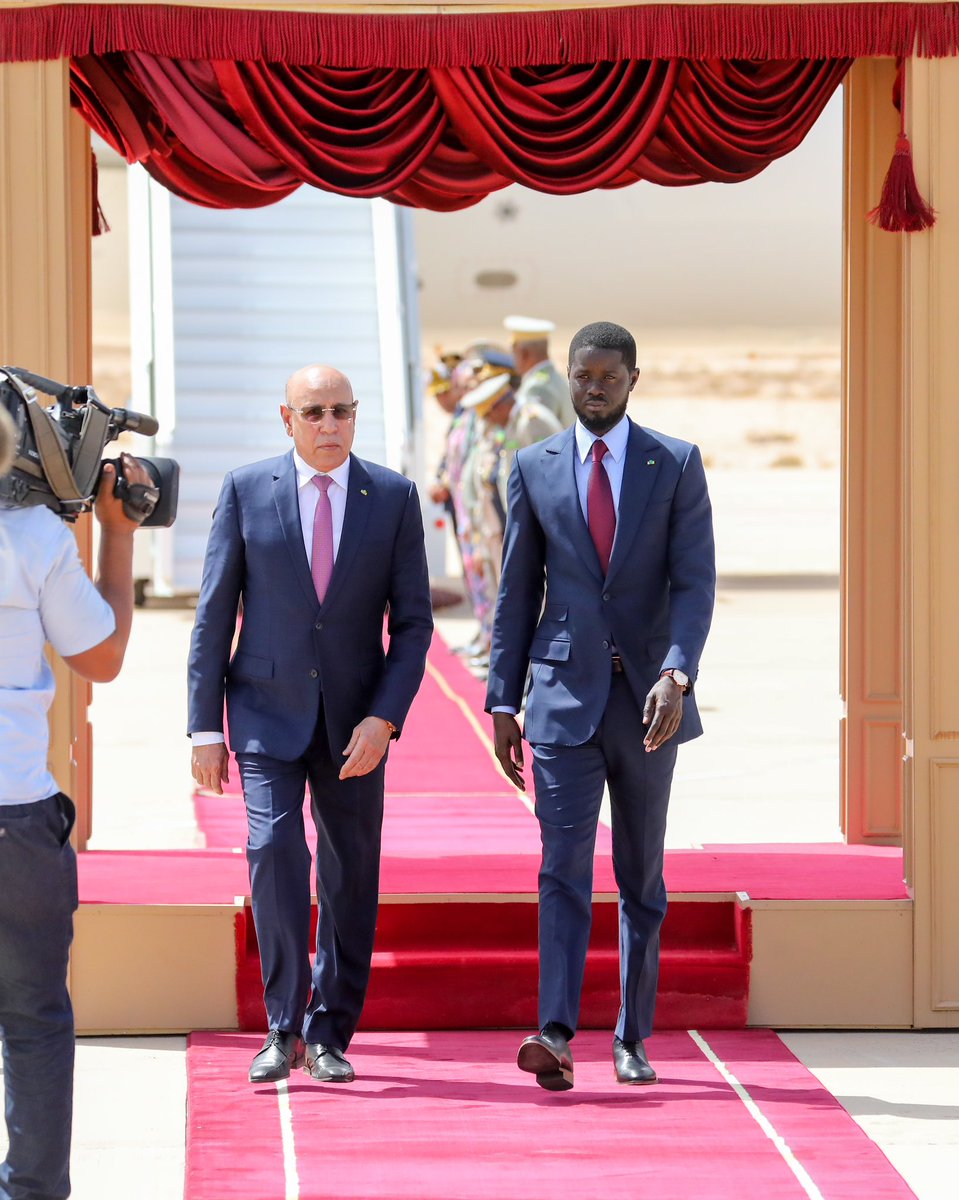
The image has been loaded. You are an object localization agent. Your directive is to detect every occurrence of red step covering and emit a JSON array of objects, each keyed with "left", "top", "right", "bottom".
[
  {"left": 185, "top": 1029, "right": 917, "bottom": 1200},
  {"left": 234, "top": 898, "right": 753, "bottom": 1032}
]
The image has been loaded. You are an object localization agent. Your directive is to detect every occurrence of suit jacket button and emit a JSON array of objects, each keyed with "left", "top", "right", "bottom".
[
  {"left": 310, "top": 669, "right": 318, "bottom": 678},
  {"left": 603, "top": 592, "right": 611, "bottom": 601},
  {"left": 315, "top": 622, "right": 323, "bottom": 630},
  {"left": 602, "top": 640, "right": 610, "bottom": 650}
]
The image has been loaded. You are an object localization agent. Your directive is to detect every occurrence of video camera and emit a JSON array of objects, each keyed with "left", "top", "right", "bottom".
[{"left": 0, "top": 366, "right": 178, "bottom": 526}]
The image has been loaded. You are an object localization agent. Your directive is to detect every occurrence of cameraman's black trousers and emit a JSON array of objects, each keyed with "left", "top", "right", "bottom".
[{"left": 0, "top": 793, "right": 76, "bottom": 1200}]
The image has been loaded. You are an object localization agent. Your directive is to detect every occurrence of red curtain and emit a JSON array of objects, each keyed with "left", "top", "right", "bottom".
[
  {"left": 71, "top": 53, "right": 851, "bottom": 211},
  {"left": 4, "top": 5, "right": 959, "bottom": 66}
]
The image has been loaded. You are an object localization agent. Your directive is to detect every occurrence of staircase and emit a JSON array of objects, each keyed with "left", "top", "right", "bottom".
[{"left": 235, "top": 895, "right": 751, "bottom": 1031}]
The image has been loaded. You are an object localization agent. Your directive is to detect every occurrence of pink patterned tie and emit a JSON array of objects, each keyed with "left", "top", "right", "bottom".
[
  {"left": 311, "top": 474, "right": 334, "bottom": 602},
  {"left": 588, "top": 439, "right": 616, "bottom": 574}
]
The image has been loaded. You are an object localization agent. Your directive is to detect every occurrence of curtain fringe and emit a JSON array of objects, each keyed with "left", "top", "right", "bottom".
[{"left": 3, "top": 4, "right": 959, "bottom": 68}]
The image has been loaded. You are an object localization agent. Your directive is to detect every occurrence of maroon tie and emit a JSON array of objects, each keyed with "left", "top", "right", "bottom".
[
  {"left": 588, "top": 439, "right": 616, "bottom": 574},
  {"left": 311, "top": 474, "right": 334, "bottom": 602}
]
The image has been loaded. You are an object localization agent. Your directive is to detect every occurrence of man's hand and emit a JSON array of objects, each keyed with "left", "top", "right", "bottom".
[
  {"left": 492, "top": 712, "right": 525, "bottom": 790},
  {"left": 192, "top": 743, "right": 230, "bottom": 795},
  {"left": 95, "top": 454, "right": 153, "bottom": 533},
  {"left": 428, "top": 482, "right": 451, "bottom": 505},
  {"left": 642, "top": 676, "right": 684, "bottom": 752},
  {"left": 341, "top": 716, "right": 392, "bottom": 779}
]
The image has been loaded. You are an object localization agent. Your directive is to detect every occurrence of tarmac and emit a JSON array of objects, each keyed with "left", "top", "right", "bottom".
[{"left": 3, "top": 467, "right": 959, "bottom": 1198}]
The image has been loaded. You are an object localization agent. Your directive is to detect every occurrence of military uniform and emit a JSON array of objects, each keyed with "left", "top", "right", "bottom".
[
  {"left": 516, "top": 359, "right": 574, "bottom": 428},
  {"left": 498, "top": 396, "right": 563, "bottom": 514},
  {"left": 504, "top": 314, "right": 575, "bottom": 428}
]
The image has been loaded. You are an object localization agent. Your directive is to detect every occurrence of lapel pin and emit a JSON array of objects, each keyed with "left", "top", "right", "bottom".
[
  {"left": 360, "top": 488, "right": 368, "bottom": 496},
  {"left": 646, "top": 459, "right": 656, "bottom": 466}
]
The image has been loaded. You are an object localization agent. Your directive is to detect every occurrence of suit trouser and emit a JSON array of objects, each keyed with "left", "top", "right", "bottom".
[
  {"left": 530, "top": 674, "right": 677, "bottom": 1042},
  {"left": 0, "top": 793, "right": 77, "bottom": 1200},
  {"left": 237, "top": 715, "right": 385, "bottom": 1051}
]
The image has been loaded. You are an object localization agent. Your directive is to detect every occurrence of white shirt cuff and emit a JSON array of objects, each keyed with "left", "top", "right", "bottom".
[
  {"left": 491, "top": 706, "right": 518, "bottom": 715},
  {"left": 191, "top": 731, "right": 226, "bottom": 746}
]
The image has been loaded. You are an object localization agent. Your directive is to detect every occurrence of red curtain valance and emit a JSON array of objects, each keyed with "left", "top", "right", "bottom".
[
  {"left": 3, "top": 4, "right": 959, "bottom": 67},
  {"left": 70, "top": 52, "right": 851, "bottom": 211}
]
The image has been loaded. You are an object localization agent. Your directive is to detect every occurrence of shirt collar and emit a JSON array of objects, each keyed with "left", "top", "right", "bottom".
[
  {"left": 292, "top": 449, "right": 351, "bottom": 491},
  {"left": 575, "top": 414, "right": 630, "bottom": 464}
]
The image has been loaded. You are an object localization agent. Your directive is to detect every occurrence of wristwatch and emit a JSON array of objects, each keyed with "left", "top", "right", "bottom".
[
  {"left": 383, "top": 719, "right": 398, "bottom": 736},
  {"left": 661, "top": 669, "right": 691, "bottom": 695}
]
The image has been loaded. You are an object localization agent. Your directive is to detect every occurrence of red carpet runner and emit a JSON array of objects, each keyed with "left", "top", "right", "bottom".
[{"left": 185, "top": 1029, "right": 916, "bottom": 1200}]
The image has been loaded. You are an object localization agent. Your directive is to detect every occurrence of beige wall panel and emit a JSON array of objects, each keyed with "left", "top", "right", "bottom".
[
  {"left": 904, "top": 55, "right": 959, "bottom": 1026},
  {"left": 863, "top": 720, "right": 905, "bottom": 837},
  {"left": 841, "top": 58, "right": 904, "bottom": 844},
  {"left": 930, "top": 761, "right": 959, "bottom": 1010},
  {"left": 749, "top": 903, "right": 913, "bottom": 1028},
  {"left": 72, "top": 906, "right": 238, "bottom": 1034}
]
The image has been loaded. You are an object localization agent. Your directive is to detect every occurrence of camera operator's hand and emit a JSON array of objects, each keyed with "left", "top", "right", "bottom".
[
  {"left": 63, "top": 455, "right": 150, "bottom": 682},
  {"left": 95, "top": 453, "right": 150, "bottom": 532},
  {"left": 192, "top": 742, "right": 230, "bottom": 795}
]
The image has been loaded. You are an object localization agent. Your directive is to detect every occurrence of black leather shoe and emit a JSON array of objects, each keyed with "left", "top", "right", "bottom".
[
  {"left": 249, "top": 1030, "right": 304, "bottom": 1083},
  {"left": 304, "top": 1043, "right": 355, "bottom": 1083},
  {"left": 517, "top": 1027, "right": 574, "bottom": 1091},
  {"left": 613, "top": 1036, "right": 657, "bottom": 1085}
]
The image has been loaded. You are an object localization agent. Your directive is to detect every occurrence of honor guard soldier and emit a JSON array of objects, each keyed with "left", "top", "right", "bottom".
[{"left": 504, "top": 315, "right": 576, "bottom": 428}]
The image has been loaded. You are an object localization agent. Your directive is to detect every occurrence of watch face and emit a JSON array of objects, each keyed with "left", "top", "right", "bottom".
[{"left": 671, "top": 671, "right": 689, "bottom": 687}]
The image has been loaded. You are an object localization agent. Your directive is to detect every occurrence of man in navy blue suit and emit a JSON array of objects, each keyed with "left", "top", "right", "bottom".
[
  {"left": 188, "top": 364, "right": 432, "bottom": 1085},
  {"left": 486, "top": 322, "right": 715, "bottom": 1090}
]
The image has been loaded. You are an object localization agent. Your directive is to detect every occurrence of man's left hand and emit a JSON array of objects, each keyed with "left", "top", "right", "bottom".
[
  {"left": 642, "top": 676, "right": 684, "bottom": 752},
  {"left": 340, "top": 716, "right": 392, "bottom": 779}
]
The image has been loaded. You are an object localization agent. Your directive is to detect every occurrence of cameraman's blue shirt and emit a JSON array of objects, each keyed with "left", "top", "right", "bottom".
[{"left": 0, "top": 507, "right": 114, "bottom": 804}]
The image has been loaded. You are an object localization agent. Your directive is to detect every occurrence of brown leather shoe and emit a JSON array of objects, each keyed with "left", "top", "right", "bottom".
[
  {"left": 249, "top": 1030, "right": 304, "bottom": 1083},
  {"left": 613, "top": 1036, "right": 657, "bottom": 1085},
  {"left": 304, "top": 1043, "right": 355, "bottom": 1083},
  {"left": 517, "top": 1027, "right": 574, "bottom": 1091}
]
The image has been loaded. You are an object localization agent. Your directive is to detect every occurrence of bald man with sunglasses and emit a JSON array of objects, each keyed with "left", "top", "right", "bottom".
[{"left": 188, "top": 365, "right": 433, "bottom": 1086}]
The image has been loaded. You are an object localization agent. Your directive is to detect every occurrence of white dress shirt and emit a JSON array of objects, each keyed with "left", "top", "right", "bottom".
[
  {"left": 192, "top": 451, "right": 351, "bottom": 747},
  {"left": 573, "top": 413, "right": 629, "bottom": 527},
  {"left": 292, "top": 449, "right": 350, "bottom": 566}
]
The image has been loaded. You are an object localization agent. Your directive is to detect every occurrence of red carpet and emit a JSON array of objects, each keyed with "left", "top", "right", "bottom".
[
  {"left": 76, "top": 841, "right": 908, "bottom": 904},
  {"left": 180, "top": 631, "right": 907, "bottom": 903},
  {"left": 185, "top": 1029, "right": 916, "bottom": 1200}
]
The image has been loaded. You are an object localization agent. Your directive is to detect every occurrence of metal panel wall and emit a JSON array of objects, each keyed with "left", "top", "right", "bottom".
[{"left": 164, "top": 186, "right": 389, "bottom": 592}]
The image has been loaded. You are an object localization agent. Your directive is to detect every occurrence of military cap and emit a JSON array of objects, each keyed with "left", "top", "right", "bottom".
[
  {"left": 504, "top": 315, "right": 556, "bottom": 342},
  {"left": 461, "top": 372, "right": 513, "bottom": 417}
]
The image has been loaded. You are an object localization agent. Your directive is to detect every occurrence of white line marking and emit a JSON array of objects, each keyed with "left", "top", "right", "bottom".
[
  {"left": 425, "top": 660, "right": 535, "bottom": 816},
  {"left": 275, "top": 1079, "right": 300, "bottom": 1200},
  {"left": 689, "top": 1031, "right": 825, "bottom": 1200}
]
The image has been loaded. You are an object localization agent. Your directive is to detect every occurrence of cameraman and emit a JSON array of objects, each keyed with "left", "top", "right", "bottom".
[{"left": 0, "top": 438, "right": 152, "bottom": 1200}]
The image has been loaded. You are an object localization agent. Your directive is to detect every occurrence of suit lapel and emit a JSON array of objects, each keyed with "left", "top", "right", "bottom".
[
  {"left": 542, "top": 427, "right": 604, "bottom": 582},
  {"left": 606, "top": 420, "right": 661, "bottom": 585},
  {"left": 319, "top": 454, "right": 373, "bottom": 609},
  {"left": 273, "top": 452, "right": 318, "bottom": 609}
]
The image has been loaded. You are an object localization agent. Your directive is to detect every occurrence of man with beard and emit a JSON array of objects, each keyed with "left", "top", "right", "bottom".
[{"left": 485, "top": 322, "right": 715, "bottom": 1091}]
